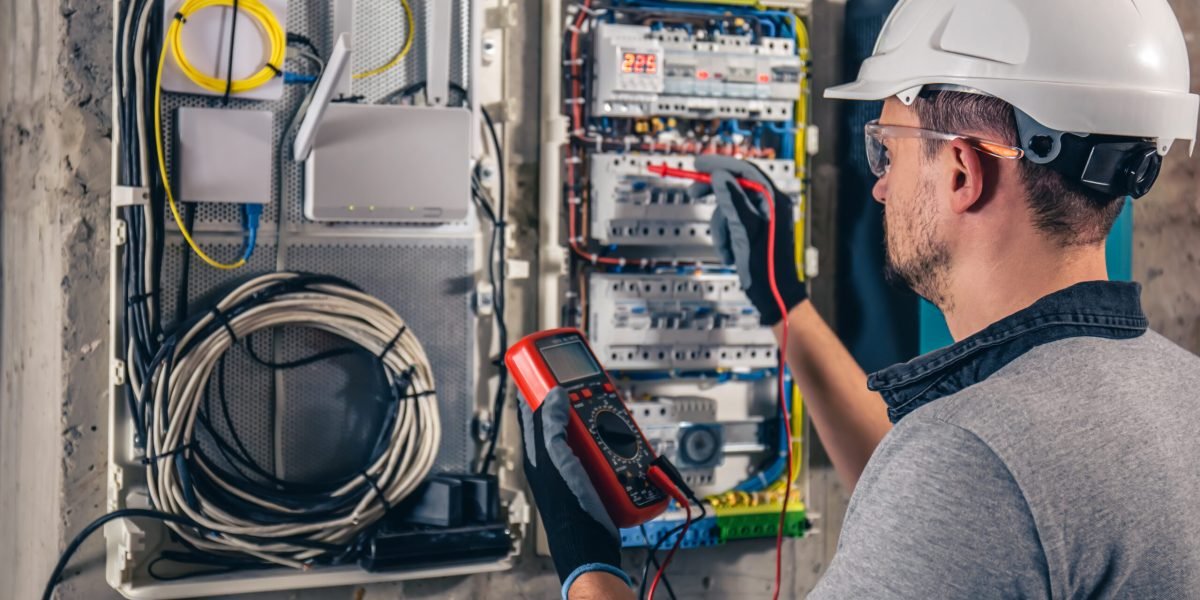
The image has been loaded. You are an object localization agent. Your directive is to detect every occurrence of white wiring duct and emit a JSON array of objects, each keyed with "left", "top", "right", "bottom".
[{"left": 141, "top": 272, "right": 441, "bottom": 568}]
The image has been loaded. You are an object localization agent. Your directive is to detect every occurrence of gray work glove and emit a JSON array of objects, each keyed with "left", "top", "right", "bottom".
[
  {"left": 690, "top": 155, "right": 808, "bottom": 326},
  {"left": 517, "top": 388, "right": 631, "bottom": 595}
]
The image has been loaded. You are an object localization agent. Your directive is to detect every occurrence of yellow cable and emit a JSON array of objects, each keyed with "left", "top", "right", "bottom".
[
  {"left": 155, "top": 37, "right": 246, "bottom": 270},
  {"left": 168, "top": 0, "right": 286, "bottom": 95},
  {"left": 352, "top": 0, "right": 415, "bottom": 80}
]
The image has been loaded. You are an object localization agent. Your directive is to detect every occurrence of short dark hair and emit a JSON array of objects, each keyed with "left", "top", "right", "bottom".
[{"left": 913, "top": 90, "right": 1125, "bottom": 247}]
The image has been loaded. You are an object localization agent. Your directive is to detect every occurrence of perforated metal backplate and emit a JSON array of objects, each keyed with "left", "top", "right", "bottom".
[{"left": 154, "top": 0, "right": 479, "bottom": 483}]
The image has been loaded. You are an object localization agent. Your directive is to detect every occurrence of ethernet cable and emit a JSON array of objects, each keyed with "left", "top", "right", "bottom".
[{"left": 139, "top": 273, "right": 441, "bottom": 567}]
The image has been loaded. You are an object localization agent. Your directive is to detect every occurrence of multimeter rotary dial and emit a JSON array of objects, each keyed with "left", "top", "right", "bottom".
[{"left": 590, "top": 407, "right": 642, "bottom": 462}]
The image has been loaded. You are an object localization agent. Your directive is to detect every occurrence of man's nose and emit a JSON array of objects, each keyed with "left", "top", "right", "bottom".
[{"left": 872, "top": 175, "right": 888, "bottom": 205}]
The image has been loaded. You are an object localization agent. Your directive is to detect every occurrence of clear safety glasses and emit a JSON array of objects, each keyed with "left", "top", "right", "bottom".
[{"left": 864, "top": 119, "right": 1025, "bottom": 178}]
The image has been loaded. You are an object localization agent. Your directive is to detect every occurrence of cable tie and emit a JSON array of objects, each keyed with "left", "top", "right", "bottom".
[
  {"left": 265, "top": 63, "right": 282, "bottom": 77},
  {"left": 589, "top": 254, "right": 599, "bottom": 265},
  {"left": 378, "top": 325, "right": 407, "bottom": 360},
  {"left": 594, "top": 136, "right": 603, "bottom": 152},
  {"left": 209, "top": 307, "right": 237, "bottom": 343},
  {"left": 127, "top": 292, "right": 155, "bottom": 305},
  {"left": 399, "top": 390, "right": 437, "bottom": 400},
  {"left": 565, "top": 156, "right": 583, "bottom": 165},
  {"left": 174, "top": 12, "right": 187, "bottom": 23},
  {"left": 580, "top": 5, "right": 606, "bottom": 16},
  {"left": 563, "top": 98, "right": 586, "bottom": 106},
  {"left": 640, "top": 259, "right": 650, "bottom": 268},
  {"left": 359, "top": 470, "right": 392, "bottom": 514},
  {"left": 141, "top": 442, "right": 195, "bottom": 465},
  {"left": 562, "top": 59, "right": 584, "bottom": 67},
  {"left": 617, "top": 258, "right": 627, "bottom": 267},
  {"left": 566, "top": 24, "right": 583, "bottom": 34}
]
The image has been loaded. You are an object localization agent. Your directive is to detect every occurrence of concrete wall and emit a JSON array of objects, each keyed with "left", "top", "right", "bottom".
[
  {"left": 1139, "top": 0, "right": 1200, "bottom": 355},
  {"left": 1, "top": 1, "right": 1197, "bottom": 599}
]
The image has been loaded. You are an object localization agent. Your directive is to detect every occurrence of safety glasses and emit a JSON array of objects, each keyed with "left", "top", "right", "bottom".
[{"left": 864, "top": 120, "right": 1025, "bottom": 178}]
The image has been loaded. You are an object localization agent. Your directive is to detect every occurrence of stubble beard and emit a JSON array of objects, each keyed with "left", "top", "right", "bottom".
[{"left": 882, "top": 180, "right": 953, "bottom": 311}]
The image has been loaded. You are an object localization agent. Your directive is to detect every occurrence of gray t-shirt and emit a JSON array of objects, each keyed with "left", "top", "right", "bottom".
[{"left": 812, "top": 331, "right": 1200, "bottom": 598}]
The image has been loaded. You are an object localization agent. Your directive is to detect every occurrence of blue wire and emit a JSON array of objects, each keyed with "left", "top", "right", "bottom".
[
  {"left": 240, "top": 204, "right": 262, "bottom": 261},
  {"left": 283, "top": 72, "right": 317, "bottom": 84}
]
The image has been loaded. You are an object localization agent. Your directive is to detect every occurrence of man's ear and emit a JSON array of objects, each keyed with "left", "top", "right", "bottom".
[{"left": 946, "top": 138, "right": 986, "bottom": 214}]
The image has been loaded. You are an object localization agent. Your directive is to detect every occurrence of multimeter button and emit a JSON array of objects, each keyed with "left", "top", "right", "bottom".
[
  {"left": 582, "top": 388, "right": 593, "bottom": 399},
  {"left": 603, "top": 382, "right": 615, "bottom": 393},
  {"left": 569, "top": 392, "right": 580, "bottom": 402}
]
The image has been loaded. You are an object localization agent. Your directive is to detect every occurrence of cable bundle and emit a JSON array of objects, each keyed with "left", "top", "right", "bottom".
[{"left": 139, "top": 272, "right": 441, "bottom": 568}]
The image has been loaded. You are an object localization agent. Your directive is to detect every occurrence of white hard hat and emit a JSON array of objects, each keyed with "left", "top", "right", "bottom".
[{"left": 826, "top": 0, "right": 1200, "bottom": 156}]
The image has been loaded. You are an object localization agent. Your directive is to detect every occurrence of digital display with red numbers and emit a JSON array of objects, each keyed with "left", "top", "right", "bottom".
[{"left": 621, "top": 52, "right": 658, "bottom": 74}]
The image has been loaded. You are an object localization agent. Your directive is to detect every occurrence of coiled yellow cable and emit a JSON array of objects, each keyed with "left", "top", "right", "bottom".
[
  {"left": 353, "top": 0, "right": 415, "bottom": 80},
  {"left": 168, "top": 0, "right": 286, "bottom": 95}
]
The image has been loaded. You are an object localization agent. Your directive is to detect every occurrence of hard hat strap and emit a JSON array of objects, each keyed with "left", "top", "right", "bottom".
[{"left": 1015, "top": 109, "right": 1162, "bottom": 200}]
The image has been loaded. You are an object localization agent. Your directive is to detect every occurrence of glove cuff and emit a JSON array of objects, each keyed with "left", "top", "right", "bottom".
[{"left": 561, "top": 563, "right": 633, "bottom": 599}]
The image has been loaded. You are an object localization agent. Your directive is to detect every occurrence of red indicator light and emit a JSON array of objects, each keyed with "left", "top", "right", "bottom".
[
  {"left": 758, "top": 73, "right": 772, "bottom": 83},
  {"left": 696, "top": 70, "right": 710, "bottom": 80}
]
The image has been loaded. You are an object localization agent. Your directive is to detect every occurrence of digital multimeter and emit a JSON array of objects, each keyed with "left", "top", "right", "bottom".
[{"left": 506, "top": 328, "right": 669, "bottom": 528}]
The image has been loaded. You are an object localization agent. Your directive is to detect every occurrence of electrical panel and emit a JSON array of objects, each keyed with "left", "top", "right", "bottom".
[
  {"left": 100, "top": 0, "right": 528, "bottom": 598},
  {"left": 543, "top": 0, "right": 813, "bottom": 556}
]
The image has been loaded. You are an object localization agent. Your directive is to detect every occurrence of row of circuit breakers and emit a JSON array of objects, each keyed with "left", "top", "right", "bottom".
[{"left": 557, "top": 0, "right": 812, "bottom": 548}]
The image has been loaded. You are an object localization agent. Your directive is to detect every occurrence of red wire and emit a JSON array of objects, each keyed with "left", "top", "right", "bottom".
[
  {"left": 646, "top": 467, "right": 692, "bottom": 600},
  {"left": 764, "top": 187, "right": 793, "bottom": 600}
]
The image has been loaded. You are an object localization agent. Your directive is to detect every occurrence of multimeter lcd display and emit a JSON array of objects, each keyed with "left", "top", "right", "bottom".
[
  {"left": 620, "top": 51, "right": 658, "bottom": 74},
  {"left": 540, "top": 340, "right": 602, "bottom": 383}
]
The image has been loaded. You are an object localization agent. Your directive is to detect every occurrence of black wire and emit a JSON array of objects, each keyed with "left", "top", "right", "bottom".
[
  {"left": 638, "top": 525, "right": 678, "bottom": 600},
  {"left": 639, "top": 521, "right": 686, "bottom": 600},
  {"left": 286, "top": 32, "right": 320, "bottom": 57},
  {"left": 477, "top": 102, "right": 509, "bottom": 475},
  {"left": 243, "top": 333, "right": 364, "bottom": 369},
  {"left": 222, "top": 0, "right": 239, "bottom": 104},
  {"left": 41, "top": 509, "right": 205, "bottom": 600}
]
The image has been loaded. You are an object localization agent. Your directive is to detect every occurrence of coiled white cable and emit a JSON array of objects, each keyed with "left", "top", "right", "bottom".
[{"left": 141, "top": 272, "right": 441, "bottom": 568}]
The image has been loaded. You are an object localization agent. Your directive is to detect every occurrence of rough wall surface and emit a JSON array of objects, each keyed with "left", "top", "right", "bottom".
[
  {"left": 1, "top": 0, "right": 113, "bottom": 599},
  {"left": 1139, "top": 0, "right": 1200, "bottom": 354}
]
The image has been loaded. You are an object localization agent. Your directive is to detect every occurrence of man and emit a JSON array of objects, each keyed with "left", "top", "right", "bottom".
[{"left": 520, "top": 0, "right": 1200, "bottom": 597}]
